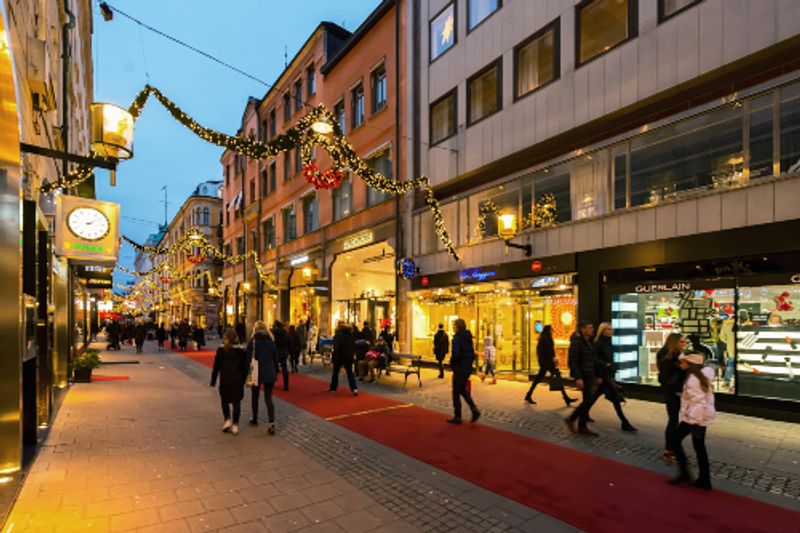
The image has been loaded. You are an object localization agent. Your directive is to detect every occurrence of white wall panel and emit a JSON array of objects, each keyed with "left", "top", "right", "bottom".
[
  {"left": 602, "top": 215, "right": 620, "bottom": 248},
  {"left": 618, "top": 212, "right": 637, "bottom": 245},
  {"left": 746, "top": 183, "right": 775, "bottom": 226},
  {"left": 774, "top": 179, "right": 800, "bottom": 221},
  {"left": 636, "top": 208, "right": 656, "bottom": 242},
  {"left": 697, "top": 195, "right": 722, "bottom": 233},
  {"left": 721, "top": 189, "right": 748, "bottom": 229},
  {"left": 655, "top": 204, "right": 677, "bottom": 240},
  {"left": 675, "top": 199, "right": 698, "bottom": 236}
]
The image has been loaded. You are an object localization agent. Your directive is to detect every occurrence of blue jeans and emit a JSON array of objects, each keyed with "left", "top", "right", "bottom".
[
  {"left": 485, "top": 361, "right": 495, "bottom": 377},
  {"left": 330, "top": 361, "right": 357, "bottom": 392}
]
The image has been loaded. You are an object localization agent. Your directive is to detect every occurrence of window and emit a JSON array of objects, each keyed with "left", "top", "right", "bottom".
[
  {"left": 334, "top": 100, "right": 346, "bottom": 134},
  {"left": 283, "top": 92, "right": 291, "bottom": 122},
  {"left": 269, "top": 109, "right": 276, "bottom": 138},
  {"left": 294, "top": 148, "right": 302, "bottom": 175},
  {"left": 202, "top": 207, "right": 210, "bottom": 226},
  {"left": 658, "top": 0, "right": 702, "bottom": 22},
  {"left": 260, "top": 169, "right": 268, "bottom": 197},
  {"left": 333, "top": 175, "right": 353, "bottom": 221},
  {"left": 430, "top": 90, "right": 457, "bottom": 144},
  {"left": 514, "top": 21, "right": 559, "bottom": 99},
  {"left": 225, "top": 203, "right": 230, "bottom": 226},
  {"left": 367, "top": 151, "right": 391, "bottom": 206},
  {"left": 749, "top": 94, "right": 773, "bottom": 180},
  {"left": 306, "top": 64, "right": 316, "bottom": 96},
  {"left": 294, "top": 79, "right": 303, "bottom": 111},
  {"left": 431, "top": 3, "right": 455, "bottom": 61},
  {"left": 371, "top": 64, "right": 387, "bottom": 113},
  {"left": 468, "top": 59, "right": 502, "bottom": 125},
  {"left": 780, "top": 83, "right": 800, "bottom": 174},
  {"left": 262, "top": 217, "right": 275, "bottom": 251},
  {"left": 260, "top": 119, "right": 267, "bottom": 141},
  {"left": 282, "top": 205, "right": 297, "bottom": 242},
  {"left": 249, "top": 179, "right": 255, "bottom": 204},
  {"left": 225, "top": 164, "right": 230, "bottom": 186},
  {"left": 576, "top": 0, "right": 637, "bottom": 66},
  {"left": 351, "top": 83, "right": 365, "bottom": 129},
  {"left": 236, "top": 237, "right": 245, "bottom": 255},
  {"left": 283, "top": 152, "right": 291, "bottom": 181},
  {"left": 468, "top": 0, "right": 500, "bottom": 30},
  {"left": 302, "top": 194, "right": 318, "bottom": 233},
  {"left": 269, "top": 161, "right": 277, "bottom": 192}
]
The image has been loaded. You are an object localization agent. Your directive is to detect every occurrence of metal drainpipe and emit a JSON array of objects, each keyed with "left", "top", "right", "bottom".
[
  {"left": 62, "top": 1, "right": 76, "bottom": 178},
  {"left": 394, "top": 0, "right": 402, "bottom": 343}
]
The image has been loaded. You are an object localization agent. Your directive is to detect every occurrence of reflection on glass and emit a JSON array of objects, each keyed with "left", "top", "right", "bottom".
[
  {"left": 660, "top": 0, "right": 701, "bottom": 19},
  {"left": 430, "top": 91, "right": 456, "bottom": 144},
  {"left": 749, "top": 94, "right": 773, "bottom": 179},
  {"left": 431, "top": 4, "right": 455, "bottom": 60},
  {"left": 468, "top": 0, "right": 500, "bottom": 29},
  {"left": 516, "top": 26, "right": 556, "bottom": 98},
  {"left": 578, "top": 0, "right": 631, "bottom": 64},
  {"left": 469, "top": 63, "right": 500, "bottom": 123},
  {"left": 780, "top": 83, "right": 800, "bottom": 173}
]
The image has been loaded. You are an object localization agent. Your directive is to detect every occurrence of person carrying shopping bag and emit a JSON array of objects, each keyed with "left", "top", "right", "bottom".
[{"left": 246, "top": 321, "right": 279, "bottom": 435}]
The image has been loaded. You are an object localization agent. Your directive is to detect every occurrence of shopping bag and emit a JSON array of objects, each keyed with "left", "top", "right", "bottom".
[
  {"left": 245, "top": 359, "right": 259, "bottom": 387},
  {"left": 548, "top": 372, "right": 564, "bottom": 391}
]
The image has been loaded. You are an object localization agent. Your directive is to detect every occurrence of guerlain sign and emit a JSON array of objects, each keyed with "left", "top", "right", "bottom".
[{"left": 634, "top": 282, "right": 691, "bottom": 293}]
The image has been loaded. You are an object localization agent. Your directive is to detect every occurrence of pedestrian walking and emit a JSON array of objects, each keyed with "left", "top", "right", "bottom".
[
  {"left": 524, "top": 326, "right": 577, "bottom": 406},
  {"left": 210, "top": 329, "right": 248, "bottom": 435},
  {"left": 433, "top": 324, "right": 449, "bottom": 379},
  {"left": 668, "top": 353, "right": 716, "bottom": 490},
  {"left": 107, "top": 319, "right": 121, "bottom": 350},
  {"left": 235, "top": 321, "right": 246, "bottom": 345},
  {"left": 297, "top": 320, "right": 308, "bottom": 366},
  {"left": 170, "top": 323, "right": 178, "bottom": 350},
  {"left": 246, "top": 321, "right": 279, "bottom": 435},
  {"left": 271, "top": 321, "right": 290, "bottom": 391},
  {"left": 592, "top": 323, "right": 637, "bottom": 432},
  {"left": 481, "top": 335, "right": 497, "bottom": 384},
  {"left": 178, "top": 320, "right": 190, "bottom": 351},
  {"left": 658, "top": 333, "right": 688, "bottom": 463},
  {"left": 306, "top": 321, "right": 318, "bottom": 361},
  {"left": 155, "top": 322, "right": 166, "bottom": 352},
  {"left": 447, "top": 318, "right": 481, "bottom": 425},
  {"left": 564, "top": 321, "right": 600, "bottom": 436},
  {"left": 193, "top": 324, "right": 206, "bottom": 351},
  {"left": 133, "top": 321, "right": 146, "bottom": 354},
  {"left": 288, "top": 324, "right": 302, "bottom": 373},
  {"left": 328, "top": 321, "right": 358, "bottom": 396}
]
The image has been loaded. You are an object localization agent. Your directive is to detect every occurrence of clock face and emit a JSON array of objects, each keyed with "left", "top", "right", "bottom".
[{"left": 67, "top": 207, "right": 110, "bottom": 241}]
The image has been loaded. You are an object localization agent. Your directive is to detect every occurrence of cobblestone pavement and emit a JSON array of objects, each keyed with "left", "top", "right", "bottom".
[
  {"left": 4, "top": 342, "right": 578, "bottom": 533},
  {"left": 298, "top": 363, "right": 800, "bottom": 510}
]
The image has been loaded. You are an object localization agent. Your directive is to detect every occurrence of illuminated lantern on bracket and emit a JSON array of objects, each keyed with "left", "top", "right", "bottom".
[{"left": 90, "top": 102, "right": 134, "bottom": 186}]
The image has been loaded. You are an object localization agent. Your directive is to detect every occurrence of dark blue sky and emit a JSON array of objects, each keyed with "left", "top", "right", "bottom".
[{"left": 93, "top": 0, "right": 379, "bottom": 278}]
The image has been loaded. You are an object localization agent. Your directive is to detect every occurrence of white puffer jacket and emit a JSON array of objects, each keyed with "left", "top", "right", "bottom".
[{"left": 679, "top": 366, "right": 716, "bottom": 426}]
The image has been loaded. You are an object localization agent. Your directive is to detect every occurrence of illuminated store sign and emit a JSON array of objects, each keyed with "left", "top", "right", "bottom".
[
  {"left": 290, "top": 255, "right": 309, "bottom": 267},
  {"left": 54, "top": 195, "right": 120, "bottom": 262},
  {"left": 531, "top": 276, "right": 561, "bottom": 288},
  {"left": 634, "top": 282, "right": 691, "bottom": 293},
  {"left": 343, "top": 230, "right": 374, "bottom": 251},
  {"left": 459, "top": 268, "right": 497, "bottom": 282}
]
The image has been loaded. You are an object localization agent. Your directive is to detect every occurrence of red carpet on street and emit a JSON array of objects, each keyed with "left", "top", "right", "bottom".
[
  {"left": 182, "top": 348, "right": 799, "bottom": 533},
  {"left": 91, "top": 375, "right": 130, "bottom": 381}
]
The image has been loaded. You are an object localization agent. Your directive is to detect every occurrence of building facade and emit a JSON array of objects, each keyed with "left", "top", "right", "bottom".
[
  {"left": 408, "top": 0, "right": 800, "bottom": 417},
  {"left": 154, "top": 181, "right": 223, "bottom": 330},
  {"left": 221, "top": 0, "right": 406, "bottom": 341}
]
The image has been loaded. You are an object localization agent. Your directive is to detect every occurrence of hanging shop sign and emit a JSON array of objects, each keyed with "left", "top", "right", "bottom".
[
  {"left": 55, "top": 195, "right": 120, "bottom": 263},
  {"left": 343, "top": 230, "right": 374, "bottom": 251}
]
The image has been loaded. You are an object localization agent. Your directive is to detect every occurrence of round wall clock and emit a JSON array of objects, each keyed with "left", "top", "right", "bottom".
[{"left": 67, "top": 207, "right": 110, "bottom": 241}]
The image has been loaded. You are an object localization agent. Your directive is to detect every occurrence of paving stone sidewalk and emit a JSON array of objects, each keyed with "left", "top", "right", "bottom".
[{"left": 4, "top": 341, "right": 579, "bottom": 533}]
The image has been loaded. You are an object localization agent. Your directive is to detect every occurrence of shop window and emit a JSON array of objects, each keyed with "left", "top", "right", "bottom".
[
  {"left": 366, "top": 151, "right": 391, "bottom": 206},
  {"left": 514, "top": 21, "right": 559, "bottom": 99},
  {"left": 629, "top": 103, "right": 743, "bottom": 207},
  {"left": 612, "top": 144, "right": 628, "bottom": 210},
  {"left": 334, "top": 99, "right": 346, "bottom": 135},
  {"left": 737, "top": 284, "right": 800, "bottom": 402},
  {"left": 748, "top": 94, "right": 774, "bottom": 180},
  {"left": 333, "top": 175, "right": 353, "bottom": 221},
  {"left": 302, "top": 194, "right": 318, "bottom": 234},
  {"left": 576, "top": 0, "right": 637, "bottom": 66},
  {"left": 658, "top": 0, "right": 702, "bottom": 22},
  {"left": 306, "top": 64, "right": 316, "bottom": 97},
  {"left": 371, "top": 63, "right": 387, "bottom": 113},
  {"left": 430, "top": 89, "right": 457, "bottom": 145},
  {"left": 352, "top": 83, "right": 365, "bottom": 129},
  {"left": 534, "top": 168, "right": 571, "bottom": 225},
  {"left": 262, "top": 217, "right": 275, "bottom": 251},
  {"left": 282, "top": 205, "right": 297, "bottom": 242},
  {"left": 468, "top": 59, "right": 502, "bottom": 125},
  {"left": 430, "top": 3, "right": 456, "bottom": 61},
  {"left": 294, "top": 78, "right": 303, "bottom": 111},
  {"left": 780, "top": 82, "right": 800, "bottom": 174},
  {"left": 470, "top": 187, "right": 519, "bottom": 241},
  {"left": 468, "top": 0, "right": 500, "bottom": 30}
]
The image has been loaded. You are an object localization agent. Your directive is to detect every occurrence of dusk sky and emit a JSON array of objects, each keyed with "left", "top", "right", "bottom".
[{"left": 93, "top": 0, "right": 380, "bottom": 281}]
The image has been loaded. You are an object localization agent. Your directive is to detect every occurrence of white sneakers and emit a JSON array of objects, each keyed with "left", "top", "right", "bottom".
[
  {"left": 222, "top": 419, "right": 232, "bottom": 432},
  {"left": 231, "top": 424, "right": 239, "bottom": 435}
]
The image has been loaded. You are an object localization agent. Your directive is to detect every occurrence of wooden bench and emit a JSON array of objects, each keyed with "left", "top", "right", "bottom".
[{"left": 381, "top": 353, "right": 422, "bottom": 387}]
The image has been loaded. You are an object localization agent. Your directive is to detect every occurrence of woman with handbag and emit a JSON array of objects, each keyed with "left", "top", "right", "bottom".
[
  {"left": 524, "top": 326, "right": 577, "bottom": 406},
  {"left": 246, "top": 321, "right": 279, "bottom": 435},
  {"left": 211, "top": 329, "right": 249, "bottom": 436},
  {"left": 592, "top": 323, "right": 637, "bottom": 432}
]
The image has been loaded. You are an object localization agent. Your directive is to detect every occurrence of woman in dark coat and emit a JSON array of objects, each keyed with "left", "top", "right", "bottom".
[
  {"left": 193, "top": 324, "right": 206, "bottom": 351},
  {"left": 592, "top": 323, "right": 636, "bottom": 432},
  {"left": 329, "top": 322, "right": 358, "bottom": 395},
  {"left": 246, "top": 321, "right": 279, "bottom": 435},
  {"left": 287, "top": 325, "right": 302, "bottom": 373},
  {"left": 524, "top": 325, "right": 576, "bottom": 406},
  {"left": 155, "top": 323, "right": 167, "bottom": 352},
  {"left": 271, "top": 321, "right": 290, "bottom": 391},
  {"left": 448, "top": 319, "right": 480, "bottom": 424},
  {"left": 657, "top": 332, "right": 687, "bottom": 462},
  {"left": 433, "top": 324, "right": 449, "bottom": 379},
  {"left": 211, "top": 329, "right": 249, "bottom": 435},
  {"left": 133, "top": 322, "right": 146, "bottom": 354}
]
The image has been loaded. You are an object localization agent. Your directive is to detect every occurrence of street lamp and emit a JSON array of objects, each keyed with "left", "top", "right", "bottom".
[
  {"left": 90, "top": 102, "right": 134, "bottom": 186},
  {"left": 497, "top": 212, "right": 531, "bottom": 257}
]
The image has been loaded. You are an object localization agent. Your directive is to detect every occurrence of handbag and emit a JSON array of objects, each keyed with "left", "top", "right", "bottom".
[
  {"left": 548, "top": 370, "right": 564, "bottom": 391},
  {"left": 245, "top": 358, "right": 259, "bottom": 387}
]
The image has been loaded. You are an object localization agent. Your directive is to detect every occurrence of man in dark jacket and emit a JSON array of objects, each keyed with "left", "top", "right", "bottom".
[
  {"left": 361, "top": 321, "right": 376, "bottom": 346},
  {"left": 448, "top": 319, "right": 480, "bottom": 424},
  {"left": 565, "top": 321, "right": 599, "bottom": 436},
  {"left": 329, "top": 322, "right": 358, "bottom": 395},
  {"left": 271, "top": 321, "right": 290, "bottom": 391},
  {"left": 433, "top": 324, "right": 449, "bottom": 379}
]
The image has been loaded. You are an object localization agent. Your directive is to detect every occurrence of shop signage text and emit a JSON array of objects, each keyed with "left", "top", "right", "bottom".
[
  {"left": 531, "top": 276, "right": 560, "bottom": 288},
  {"left": 635, "top": 282, "right": 691, "bottom": 293},
  {"left": 290, "top": 255, "right": 309, "bottom": 267},
  {"left": 343, "top": 231, "right": 373, "bottom": 251},
  {"left": 459, "top": 268, "right": 497, "bottom": 282}
]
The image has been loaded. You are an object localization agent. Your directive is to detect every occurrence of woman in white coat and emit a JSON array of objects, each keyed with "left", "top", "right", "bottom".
[{"left": 668, "top": 353, "right": 716, "bottom": 490}]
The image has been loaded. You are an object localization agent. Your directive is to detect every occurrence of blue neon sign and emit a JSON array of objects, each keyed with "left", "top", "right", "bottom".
[{"left": 459, "top": 268, "right": 497, "bottom": 282}]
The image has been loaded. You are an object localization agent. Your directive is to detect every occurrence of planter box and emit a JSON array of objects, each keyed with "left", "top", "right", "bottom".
[{"left": 73, "top": 367, "right": 92, "bottom": 383}]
